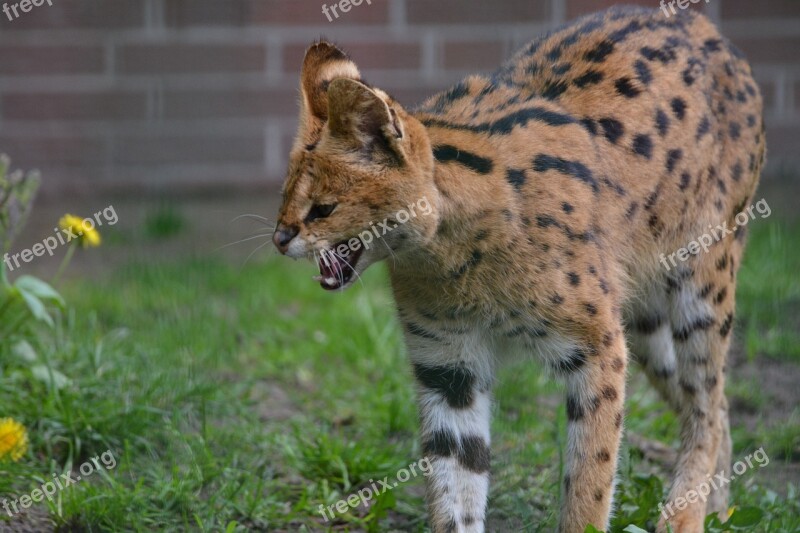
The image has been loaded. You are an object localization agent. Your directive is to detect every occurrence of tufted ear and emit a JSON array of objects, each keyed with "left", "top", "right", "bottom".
[
  {"left": 327, "top": 78, "right": 405, "bottom": 163},
  {"left": 294, "top": 41, "right": 362, "bottom": 150}
]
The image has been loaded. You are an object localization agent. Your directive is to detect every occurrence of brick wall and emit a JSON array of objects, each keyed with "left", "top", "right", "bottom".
[{"left": 0, "top": 0, "right": 797, "bottom": 196}]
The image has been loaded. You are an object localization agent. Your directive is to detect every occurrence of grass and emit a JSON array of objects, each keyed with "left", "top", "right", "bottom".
[{"left": 1, "top": 216, "right": 799, "bottom": 532}]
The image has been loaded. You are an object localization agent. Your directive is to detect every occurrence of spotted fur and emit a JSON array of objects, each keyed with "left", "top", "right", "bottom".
[{"left": 274, "top": 6, "right": 764, "bottom": 532}]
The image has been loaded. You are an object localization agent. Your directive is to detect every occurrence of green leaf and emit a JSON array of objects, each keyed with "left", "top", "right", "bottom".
[
  {"left": 30, "top": 364, "right": 71, "bottom": 389},
  {"left": 14, "top": 275, "right": 64, "bottom": 305},
  {"left": 623, "top": 525, "right": 650, "bottom": 533},
  {"left": 584, "top": 525, "right": 604, "bottom": 533},
  {"left": 17, "top": 288, "right": 53, "bottom": 326},
  {"left": 727, "top": 506, "right": 764, "bottom": 528},
  {"left": 12, "top": 340, "right": 37, "bottom": 362}
]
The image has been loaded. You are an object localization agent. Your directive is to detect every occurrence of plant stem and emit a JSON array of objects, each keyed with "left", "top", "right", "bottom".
[{"left": 52, "top": 242, "right": 77, "bottom": 286}]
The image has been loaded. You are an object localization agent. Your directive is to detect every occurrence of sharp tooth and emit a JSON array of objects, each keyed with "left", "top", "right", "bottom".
[{"left": 325, "top": 277, "right": 336, "bottom": 286}]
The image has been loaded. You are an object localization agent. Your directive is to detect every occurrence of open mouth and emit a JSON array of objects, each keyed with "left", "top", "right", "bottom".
[{"left": 314, "top": 239, "right": 364, "bottom": 290}]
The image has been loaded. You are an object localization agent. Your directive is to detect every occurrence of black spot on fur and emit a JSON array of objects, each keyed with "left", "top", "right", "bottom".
[
  {"left": 673, "top": 316, "right": 716, "bottom": 342},
  {"left": 671, "top": 97, "right": 687, "bottom": 120},
  {"left": 679, "top": 171, "right": 691, "bottom": 191},
  {"left": 584, "top": 303, "right": 598, "bottom": 316},
  {"left": 699, "top": 283, "right": 715, "bottom": 299},
  {"left": 644, "top": 184, "right": 662, "bottom": 210},
  {"left": 586, "top": 40, "right": 615, "bottom": 62},
  {"left": 542, "top": 80, "right": 569, "bottom": 100},
  {"left": 458, "top": 435, "right": 491, "bottom": 473},
  {"left": 580, "top": 117, "right": 598, "bottom": 135},
  {"left": 632, "top": 315, "right": 663, "bottom": 334},
  {"left": 729, "top": 122, "right": 741, "bottom": 140},
  {"left": 573, "top": 69, "right": 604, "bottom": 90},
  {"left": 655, "top": 109, "right": 670, "bottom": 136},
  {"left": 599, "top": 118, "right": 624, "bottom": 144},
  {"left": 731, "top": 162, "right": 743, "bottom": 182},
  {"left": 653, "top": 367, "right": 674, "bottom": 379},
  {"left": 615, "top": 76, "right": 641, "bottom": 98},
  {"left": 625, "top": 201, "right": 639, "bottom": 219},
  {"left": 432, "top": 82, "right": 470, "bottom": 112},
  {"left": 696, "top": 115, "right": 711, "bottom": 140},
  {"left": 567, "top": 395, "right": 584, "bottom": 420},
  {"left": 682, "top": 57, "right": 704, "bottom": 86},
  {"left": 666, "top": 149, "right": 683, "bottom": 174},
  {"left": 422, "top": 106, "right": 576, "bottom": 135},
  {"left": 599, "top": 279, "right": 609, "bottom": 294},
  {"left": 413, "top": 363, "right": 475, "bottom": 408},
  {"left": 453, "top": 250, "right": 483, "bottom": 279},
  {"left": 562, "top": 202, "right": 574, "bottom": 214},
  {"left": 665, "top": 267, "right": 693, "bottom": 293},
  {"left": 641, "top": 45, "right": 676, "bottom": 64},
  {"left": 634, "top": 59, "right": 652, "bottom": 85},
  {"left": 679, "top": 379, "right": 697, "bottom": 396},
  {"left": 632, "top": 134, "right": 653, "bottom": 159},
  {"left": 537, "top": 215, "right": 558, "bottom": 228},
  {"left": 506, "top": 168, "right": 527, "bottom": 191},
  {"left": 608, "top": 19, "right": 642, "bottom": 43},
  {"left": 602, "top": 332, "right": 613, "bottom": 347},
  {"left": 568, "top": 272, "right": 580, "bottom": 286},
  {"left": 433, "top": 144, "right": 493, "bottom": 175},
  {"left": 600, "top": 176, "right": 627, "bottom": 196},
  {"left": 601, "top": 385, "right": 618, "bottom": 401},
  {"left": 553, "top": 62, "right": 572, "bottom": 75},
  {"left": 533, "top": 154, "right": 599, "bottom": 193},
  {"left": 648, "top": 214, "right": 662, "bottom": 237},
  {"left": 422, "top": 429, "right": 458, "bottom": 458},
  {"left": 714, "top": 287, "right": 728, "bottom": 305},
  {"left": 556, "top": 349, "right": 588, "bottom": 374},
  {"left": 703, "top": 38, "right": 722, "bottom": 54}
]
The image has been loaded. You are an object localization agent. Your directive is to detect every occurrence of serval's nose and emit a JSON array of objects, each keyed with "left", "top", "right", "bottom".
[{"left": 272, "top": 224, "right": 299, "bottom": 254}]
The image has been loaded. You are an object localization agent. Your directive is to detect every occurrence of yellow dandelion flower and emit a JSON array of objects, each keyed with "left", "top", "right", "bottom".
[
  {"left": 0, "top": 418, "right": 28, "bottom": 462},
  {"left": 59, "top": 214, "right": 101, "bottom": 248}
]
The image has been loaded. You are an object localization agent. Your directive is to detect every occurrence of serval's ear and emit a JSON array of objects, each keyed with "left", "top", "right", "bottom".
[
  {"left": 327, "top": 78, "right": 405, "bottom": 164},
  {"left": 295, "top": 41, "right": 361, "bottom": 150}
]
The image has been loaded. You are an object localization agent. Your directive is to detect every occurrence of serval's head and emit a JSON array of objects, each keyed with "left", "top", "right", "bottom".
[{"left": 273, "top": 41, "right": 437, "bottom": 290}]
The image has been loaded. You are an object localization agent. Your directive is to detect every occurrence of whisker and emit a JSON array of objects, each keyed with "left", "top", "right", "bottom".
[
  {"left": 216, "top": 233, "right": 273, "bottom": 251},
  {"left": 242, "top": 238, "right": 273, "bottom": 267},
  {"left": 231, "top": 213, "right": 276, "bottom": 227},
  {"left": 378, "top": 236, "right": 398, "bottom": 266}
]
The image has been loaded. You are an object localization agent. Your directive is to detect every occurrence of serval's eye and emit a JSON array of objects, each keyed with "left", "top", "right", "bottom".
[{"left": 305, "top": 203, "right": 337, "bottom": 223}]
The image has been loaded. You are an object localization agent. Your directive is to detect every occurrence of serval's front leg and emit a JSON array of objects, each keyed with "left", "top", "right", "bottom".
[
  {"left": 559, "top": 326, "right": 627, "bottom": 533},
  {"left": 406, "top": 328, "right": 493, "bottom": 533}
]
